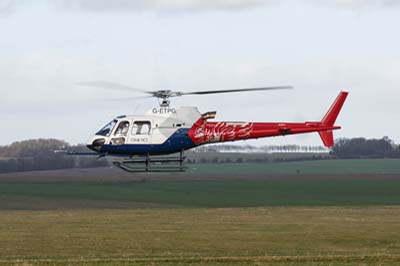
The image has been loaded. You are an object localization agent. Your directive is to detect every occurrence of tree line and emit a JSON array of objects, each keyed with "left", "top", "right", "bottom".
[
  {"left": 0, "top": 139, "right": 107, "bottom": 173},
  {"left": 193, "top": 144, "right": 328, "bottom": 153},
  {"left": 330, "top": 136, "right": 400, "bottom": 159},
  {"left": 0, "top": 137, "right": 399, "bottom": 173}
]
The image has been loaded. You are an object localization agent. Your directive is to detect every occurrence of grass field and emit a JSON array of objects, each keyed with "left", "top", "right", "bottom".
[
  {"left": 1, "top": 159, "right": 400, "bottom": 265},
  {"left": 1, "top": 207, "right": 400, "bottom": 265}
]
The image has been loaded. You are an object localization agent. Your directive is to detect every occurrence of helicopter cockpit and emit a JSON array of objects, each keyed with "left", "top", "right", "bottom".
[
  {"left": 96, "top": 119, "right": 117, "bottom": 137},
  {"left": 114, "top": 121, "right": 130, "bottom": 136},
  {"left": 110, "top": 120, "right": 131, "bottom": 145},
  {"left": 87, "top": 115, "right": 155, "bottom": 152}
]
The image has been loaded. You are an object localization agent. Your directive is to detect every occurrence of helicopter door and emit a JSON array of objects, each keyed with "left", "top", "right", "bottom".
[
  {"left": 130, "top": 120, "right": 152, "bottom": 144},
  {"left": 110, "top": 121, "right": 130, "bottom": 145}
]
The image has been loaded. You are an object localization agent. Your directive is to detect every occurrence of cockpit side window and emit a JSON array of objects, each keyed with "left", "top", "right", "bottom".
[
  {"left": 114, "top": 121, "right": 130, "bottom": 136},
  {"left": 132, "top": 121, "right": 151, "bottom": 135},
  {"left": 96, "top": 120, "right": 117, "bottom": 137}
]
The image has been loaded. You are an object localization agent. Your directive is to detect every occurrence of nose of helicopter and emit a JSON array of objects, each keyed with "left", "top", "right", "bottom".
[
  {"left": 86, "top": 137, "right": 105, "bottom": 152},
  {"left": 86, "top": 142, "right": 95, "bottom": 152}
]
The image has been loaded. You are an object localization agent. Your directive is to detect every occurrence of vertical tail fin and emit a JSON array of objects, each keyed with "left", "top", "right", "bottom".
[
  {"left": 321, "top": 91, "right": 349, "bottom": 127},
  {"left": 319, "top": 91, "right": 348, "bottom": 148}
]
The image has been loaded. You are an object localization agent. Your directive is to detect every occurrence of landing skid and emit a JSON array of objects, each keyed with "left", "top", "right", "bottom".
[{"left": 112, "top": 151, "right": 186, "bottom": 173}]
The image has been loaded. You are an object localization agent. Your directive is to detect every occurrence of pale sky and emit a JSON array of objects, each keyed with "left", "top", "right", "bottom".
[{"left": 1, "top": 0, "right": 399, "bottom": 146}]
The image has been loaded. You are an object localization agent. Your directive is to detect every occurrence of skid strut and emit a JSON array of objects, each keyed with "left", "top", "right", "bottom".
[{"left": 112, "top": 151, "right": 186, "bottom": 173}]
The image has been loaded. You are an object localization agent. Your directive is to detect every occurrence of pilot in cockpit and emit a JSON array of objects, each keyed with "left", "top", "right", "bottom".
[{"left": 115, "top": 121, "right": 130, "bottom": 136}]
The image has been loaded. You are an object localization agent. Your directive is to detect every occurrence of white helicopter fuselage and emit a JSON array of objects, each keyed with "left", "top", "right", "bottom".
[{"left": 87, "top": 106, "right": 203, "bottom": 155}]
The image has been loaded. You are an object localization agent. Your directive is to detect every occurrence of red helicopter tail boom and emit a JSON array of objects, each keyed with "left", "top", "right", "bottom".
[{"left": 188, "top": 91, "right": 349, "bottom": 148}]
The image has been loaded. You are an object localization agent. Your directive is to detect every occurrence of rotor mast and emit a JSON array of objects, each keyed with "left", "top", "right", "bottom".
[
  {"left": 159, "top": 96, "right": 170, "bottom": 107},
  {"left": 155, "top": 90, "right": 173, "bottom": 107}
]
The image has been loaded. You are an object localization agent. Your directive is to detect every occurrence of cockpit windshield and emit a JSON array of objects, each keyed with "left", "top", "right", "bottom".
[{"left": 96, "top": 119, "right": 117, "bottom": 136}]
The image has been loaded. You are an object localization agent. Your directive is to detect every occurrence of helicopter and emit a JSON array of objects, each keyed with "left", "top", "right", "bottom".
[{"left": 77, "top": 81, "right": 348, "bottom": 172}]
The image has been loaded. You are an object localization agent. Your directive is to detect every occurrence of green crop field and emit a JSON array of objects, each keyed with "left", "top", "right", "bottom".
[
  {"left": 2, "top": 177, "right": 400, "bottom": 210},
  {"left": 187, "top": 159, "right": 400, "bottom": 175},
  {"left": 1, "top": 159, "right": 400, "bottom": 265}
]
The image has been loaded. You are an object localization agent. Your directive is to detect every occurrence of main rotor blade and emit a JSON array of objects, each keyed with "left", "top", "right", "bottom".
[
  {"left": 106, "top": 96, "right": 154, "bottom": 102},
  {"left": 180, "top": 86, "right": 293, "bottom": 96},
  {"left": 75, "top": 81, "right": 151, "bottom": 94}
]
